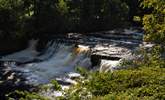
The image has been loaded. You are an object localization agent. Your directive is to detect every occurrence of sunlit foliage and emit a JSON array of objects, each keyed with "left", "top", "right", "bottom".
[{"left": 142, "top": 0, "right": 165, "bottom": 44}]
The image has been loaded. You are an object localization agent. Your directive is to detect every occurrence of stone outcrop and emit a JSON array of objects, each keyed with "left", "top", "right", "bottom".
[{"left": 0, "top": 27, "right": 143, "bottom": 88}]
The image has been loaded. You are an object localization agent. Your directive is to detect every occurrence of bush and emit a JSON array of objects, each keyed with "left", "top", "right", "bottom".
[{"left": 63, "top": 66, "right": 165, "bottom": 100}]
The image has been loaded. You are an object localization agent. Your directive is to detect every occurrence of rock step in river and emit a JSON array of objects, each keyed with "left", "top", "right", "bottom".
[{"left": 0, "top": 28, "right": 143, "bottom": 92}]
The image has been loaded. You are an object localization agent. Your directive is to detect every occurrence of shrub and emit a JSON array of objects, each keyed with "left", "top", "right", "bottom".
[{"left": 63, "top": 67, "right": 165, "bottom": 100}]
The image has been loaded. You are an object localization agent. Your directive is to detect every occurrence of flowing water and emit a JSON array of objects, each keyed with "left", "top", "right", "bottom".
[
  {"left": 0, "top": 28, "right": 143, "bottom": 86},
  {"left": 1, "top": 39, "right": 39, "bottom": 63},
  {"left": 1, "top": 41, "right": 91, "bottom": 85}
]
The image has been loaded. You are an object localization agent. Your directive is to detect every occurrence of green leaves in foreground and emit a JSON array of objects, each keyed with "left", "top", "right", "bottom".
[
  {"left": 8, "top": 90, "right": 49, "bottom": 100},
  {"left": 66, "top": 67, "right": 165, "bottom": 100},
  {"left": 50, "top": 80, "right": 62, "bottom": 91}
]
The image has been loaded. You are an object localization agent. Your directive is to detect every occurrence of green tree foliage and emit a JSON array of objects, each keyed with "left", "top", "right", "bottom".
[
  {"left": 57, "top": 0, "right": 68, "bottom": 15},
  {"left": 122, "top": 0, "right": 141, "bottom": 20},
  {"left": 0, "top": 0, "right": 34, "bottom": 51},
  {"left": 0, "top": 0, "right": 131, "bottom": 39},
  {"left": 142, "top": 0, "right": 165, "bottom": 44},
  {"left": 78, "top": 0, "right": 129, "bottom": 31},
  {"left": 0, "top": 0, "right": 34, "bottom": 39}
]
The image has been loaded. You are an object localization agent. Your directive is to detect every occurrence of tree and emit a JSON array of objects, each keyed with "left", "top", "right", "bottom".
[
  {"left": 142, "top": 0, "right": 165, "bottom": 44},
  {"left": 78, "top": 0, "right": 129, "bottom": 32},
  {"left": 0, "top": 0, "right": 34, "bottom": 39}
]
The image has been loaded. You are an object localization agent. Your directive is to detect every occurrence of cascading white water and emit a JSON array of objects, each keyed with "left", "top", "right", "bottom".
[
  {"left": 0, "top": 29, "right": 144, "bottom": 98},
  {"left": 0, "top": 29, "right": 143, "bottom": 86},
  {"left": 2, "top": 41, "right": 91, "bottom": 85},
  {"left": 1, "top": 39, "right": 39, "bottom": 63},
  {"left": 37, "top": 41, "right": 59, "bottom": 60},
  {"left": 100, "top": 60, "right": 120, "bottom": 72}
]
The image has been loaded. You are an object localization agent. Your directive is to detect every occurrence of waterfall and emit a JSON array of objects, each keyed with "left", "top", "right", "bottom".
[
  {"left": 1, "top": 39, "right": 39, "bottom": 63},
  {"left": 1, "top": 41, "right": 91, "bottom": 85},
  {"left": 0, "top": 28, "right": 144, "bottom": 85},
  {"left": 37, "top": 41, "right": 59, "bottom": 61}
]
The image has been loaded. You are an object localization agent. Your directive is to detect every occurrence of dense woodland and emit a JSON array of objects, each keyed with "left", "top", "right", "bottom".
[
  {"left": 0, "top": 0, "right": 142, "bottom": 39},
  {"left": 0, "top": 0, "right": 165, "bottom": 100},
  {"left": 0, "top": 0, "right": 146, "bottom": 52},
  {"left": 0, "top": 0, "right": 164, "bottom": 40}
]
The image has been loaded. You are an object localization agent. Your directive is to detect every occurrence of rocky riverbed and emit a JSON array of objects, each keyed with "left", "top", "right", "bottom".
[{"left": 0, "top": 28, "right": 144, "bottom": 99}]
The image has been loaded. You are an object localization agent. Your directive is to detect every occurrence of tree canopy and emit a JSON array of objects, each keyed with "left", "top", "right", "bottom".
[
  {"left": 142, "top": 0, "right": 165, "bottom": 44},
  {"left": 0, "top": 0, "right": 141, "bottom": 39}
]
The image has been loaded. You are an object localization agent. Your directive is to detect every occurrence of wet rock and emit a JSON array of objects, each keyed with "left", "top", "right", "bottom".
[
  {"left": 0, "top": 65, "right": 35, "bottom": 100},
  {"left": 68, "top": 72, "right": 81, "bottom": 79},
  {"left": 56, "top": 77, "right": 77, "bottom": 85},
  {"left": 0, "top": 28, "right": 144, "bottom": 98},
  {"left": 91, "top": 54, "right": 101, "bottom": 66}
]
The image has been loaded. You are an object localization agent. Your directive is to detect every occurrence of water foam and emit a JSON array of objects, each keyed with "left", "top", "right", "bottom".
[{"left": 5, "top": 42, "right": 91, "bottom": 85}]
